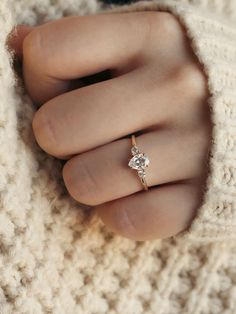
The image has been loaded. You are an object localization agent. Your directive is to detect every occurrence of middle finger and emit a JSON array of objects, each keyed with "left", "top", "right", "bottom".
[{"left": 32, "top": 66, "right": 189, "bottom": 158}]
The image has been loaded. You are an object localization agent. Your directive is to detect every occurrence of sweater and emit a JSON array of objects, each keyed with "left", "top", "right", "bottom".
[{"left": 0, "top": 0, "right": 235, "bottom": 313}]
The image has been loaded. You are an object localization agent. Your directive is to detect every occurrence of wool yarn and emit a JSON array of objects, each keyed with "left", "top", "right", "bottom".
[{"left": 0, "top": 0, "right": 235, "bottom": 313}]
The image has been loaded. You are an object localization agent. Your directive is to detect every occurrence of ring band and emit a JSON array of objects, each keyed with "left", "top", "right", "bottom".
[{"left": 128, "top": 135, "right": 150, "bottom": 191}]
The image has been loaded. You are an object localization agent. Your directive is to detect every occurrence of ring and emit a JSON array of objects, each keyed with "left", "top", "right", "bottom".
[{"left": 128, "top": 135, "right": 150, "bottom": 191}]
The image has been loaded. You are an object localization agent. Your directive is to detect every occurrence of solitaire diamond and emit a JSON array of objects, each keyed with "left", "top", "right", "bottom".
[
  {"left": 129, "top": 135, "right": 150, "bottom": 190},
  {"left": 128, "top": 153, "right": 150, "bottom": 171}
]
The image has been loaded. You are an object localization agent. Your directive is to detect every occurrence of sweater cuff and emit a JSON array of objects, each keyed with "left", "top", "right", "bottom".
[{"left": 103, "top": 1, "right": 236, "bottom": 242}]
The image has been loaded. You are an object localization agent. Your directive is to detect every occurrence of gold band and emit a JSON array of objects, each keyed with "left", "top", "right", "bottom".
[
  {"left": 131, "top": 134, "right": 137, "bottom": 147},
  {"left": 140, "top": 174, "right": 149, "bottom": 191},
  {"left": 129, "top": 135, "right": 149, "bottom": 191}
]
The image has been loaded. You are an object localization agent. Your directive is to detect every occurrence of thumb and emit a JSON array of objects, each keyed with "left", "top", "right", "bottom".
[{"left": 7, "top": 25, "right": 34, "bottom": 58}]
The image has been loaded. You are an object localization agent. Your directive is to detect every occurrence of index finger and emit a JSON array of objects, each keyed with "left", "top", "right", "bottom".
[{"left": 23, "top": 12, "right": 153, "bottom": 104}]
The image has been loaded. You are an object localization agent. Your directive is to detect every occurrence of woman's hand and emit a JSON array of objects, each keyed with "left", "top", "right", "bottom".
[{"left": 11, "top": 11, "right": 212, "bottom": 240}]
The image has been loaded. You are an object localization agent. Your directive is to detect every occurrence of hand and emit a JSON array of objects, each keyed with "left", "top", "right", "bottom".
[{"left": 10, "top": 11, "right": 212, "bottom": 241}]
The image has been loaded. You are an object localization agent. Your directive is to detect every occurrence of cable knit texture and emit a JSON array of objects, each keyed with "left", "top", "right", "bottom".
[{"left": 0, "top": 0, "right": 235, "bottom": 313}]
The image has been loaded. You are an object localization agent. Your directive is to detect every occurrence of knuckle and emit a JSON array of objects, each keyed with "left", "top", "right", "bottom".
[
  {"left": 141, "top": 12, "right": 158, "bottom": 39},
  {"left": 139, "top": 12, "right": 174, "bottom": 54},
  {"left": 176, "top": 64, "right": 207, "bottom": 101},
  {"left": 152, "top": 12, "right": 184, "bottom": 48},
  {"left": 32, "top": 106, "right": 59, "bottom": 155},
  {"left": 63, "top": 158, "right": 100, "bottom": 206},
  {"left": 158, "top": 12, "right": 181, "bottom": 36},
  {"left": 144, "top": 11, "right": 179, "bottom": 39},
  {"left": 129, "top": 12, "right": 178, "bottom": 59}
]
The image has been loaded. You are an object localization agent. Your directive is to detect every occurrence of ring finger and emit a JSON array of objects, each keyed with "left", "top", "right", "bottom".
[{"left": 63, "top": 128, "right": 205, "bottom": 206}]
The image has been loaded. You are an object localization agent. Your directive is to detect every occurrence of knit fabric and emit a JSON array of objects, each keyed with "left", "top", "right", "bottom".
[{"left": 0, "top": 0, "right": 235, "bottom": 313}]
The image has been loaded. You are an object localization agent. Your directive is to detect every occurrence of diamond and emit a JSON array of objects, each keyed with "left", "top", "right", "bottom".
[
  {"left": 131, "top": 146, "right": 140, "bottom": 156},
  {"left": 128, "top": 153, "right": 150, "bottom": 170},
  {"left": 138, "top": 169, "right": 145, "bottom": 178}
]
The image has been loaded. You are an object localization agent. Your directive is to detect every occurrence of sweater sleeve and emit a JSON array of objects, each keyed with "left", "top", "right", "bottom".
[{"left": 103, "top": 0, "right": 236, "bottom": 242}]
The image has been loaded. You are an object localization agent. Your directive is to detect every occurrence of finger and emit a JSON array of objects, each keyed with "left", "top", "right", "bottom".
[
  {"left": 95, "top": 183, "right": 200, "bottom": 241},
  {"left": 62, "top": 129, "right": 205, "bottom": 206},
  {"left": 32, "top": 66, "right": 174, "bottom": 157},
  {"left": 23, "top": 12, "right": 152, "bottom": 103},
  {"left": 32, "top": 63, "right": 201, "bottom": 158},
  {"left": 7, "top": 25, "right": 34, "bottom": 58}
]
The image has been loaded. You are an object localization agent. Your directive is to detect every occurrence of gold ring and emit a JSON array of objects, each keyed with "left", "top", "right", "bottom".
[{"left": 128, "top": 135, "right": 150, "bottom": 191}]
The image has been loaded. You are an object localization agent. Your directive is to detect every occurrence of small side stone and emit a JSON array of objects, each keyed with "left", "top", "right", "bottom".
[{"left": 131, "top": 146, "right": 139, "bottom": 156}]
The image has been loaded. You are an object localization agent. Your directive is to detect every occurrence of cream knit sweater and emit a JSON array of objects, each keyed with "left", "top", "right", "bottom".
[{"left": 0, "top": 0, "right": 235, "bottom": 313}]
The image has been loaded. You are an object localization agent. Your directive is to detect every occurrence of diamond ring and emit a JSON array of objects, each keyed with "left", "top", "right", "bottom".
[{"left": 128, "top": 135, "right": 150, "bottom": 191}]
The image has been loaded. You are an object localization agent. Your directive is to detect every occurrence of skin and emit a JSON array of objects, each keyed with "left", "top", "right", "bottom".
[{"left": 8, "top": 11, "right": 212, "bottom": 241}]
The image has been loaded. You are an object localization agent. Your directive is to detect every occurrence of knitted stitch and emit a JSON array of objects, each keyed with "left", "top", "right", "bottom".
[{"left": 0, "top": 0, "right": 235, "bottom": 313}]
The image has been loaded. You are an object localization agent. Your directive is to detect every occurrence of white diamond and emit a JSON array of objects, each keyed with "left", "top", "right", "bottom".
[
  {"left": 138, "top": 170, "right": 145, "bottom": 178},
  {"left": 128, "top": 154, "right": 150, "bottom": 170},
  {"left": 131, "top": 146, "right": 139, "bottom": 156}
]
